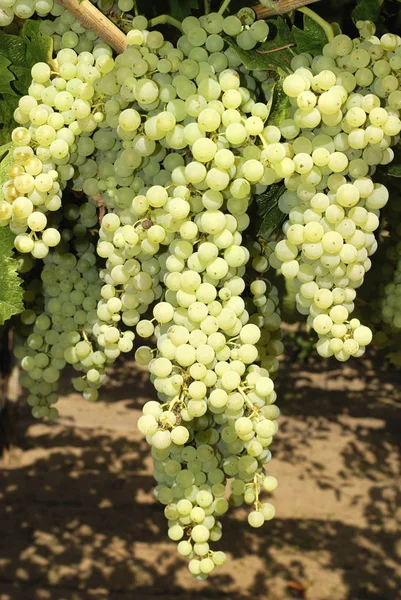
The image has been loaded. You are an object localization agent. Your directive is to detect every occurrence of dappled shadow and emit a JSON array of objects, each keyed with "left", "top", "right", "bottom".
[{"left": 0, "top": 350, "right": 400, "bottom": 600}]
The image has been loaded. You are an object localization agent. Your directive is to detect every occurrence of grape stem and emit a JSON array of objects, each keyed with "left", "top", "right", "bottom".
[
  {"left": 252, "top": 0, "right": 320, "bottom": 19},
  {"left": 253, "top": 473, "right": 261, "bottom": 509},
  {"left": 148, "top": 15, "right": 183, "bottom": 31},
  {"left": 218, "top": 0, "right": 232, "bottom": 15},
  {"left": 238, "top": 387, "right": 259, "bottom": 415},
  {"left": 297, "top": 6, "right": 335, "bottom": 41},
  {"left": 54, "top": 0, "right": 127, "bottom": 53}
]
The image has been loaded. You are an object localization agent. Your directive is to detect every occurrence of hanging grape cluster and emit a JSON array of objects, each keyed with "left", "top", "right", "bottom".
[{"left": 1, "top": 0, "right": 401, "bottom": 577}]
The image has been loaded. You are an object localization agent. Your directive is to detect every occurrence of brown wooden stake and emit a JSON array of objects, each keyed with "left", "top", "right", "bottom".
[{"left": 54, "top": 0, "right": 127, "bottom": 53}]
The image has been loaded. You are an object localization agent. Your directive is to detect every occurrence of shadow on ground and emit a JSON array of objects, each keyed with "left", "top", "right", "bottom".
[{"left": 0, "top": 350, "right": 400, "bottom": 600}]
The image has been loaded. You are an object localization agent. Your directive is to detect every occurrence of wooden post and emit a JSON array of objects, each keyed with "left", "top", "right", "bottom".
[{"left": 54, "top": 0, "right": 127, "bottom": 53}]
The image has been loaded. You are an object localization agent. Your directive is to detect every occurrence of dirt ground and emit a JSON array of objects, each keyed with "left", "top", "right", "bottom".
[{"left": 0, "top": 348, "right": 400, "bottom": 600}]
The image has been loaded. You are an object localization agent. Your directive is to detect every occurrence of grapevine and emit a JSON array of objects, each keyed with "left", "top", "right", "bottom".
[{"left": 0, "top": 0, "right": 401, "bottom": 580}]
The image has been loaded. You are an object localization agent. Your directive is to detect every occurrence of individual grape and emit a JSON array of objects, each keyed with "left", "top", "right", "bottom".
[{"left": 248, "top": 511, "right": 264, "bottom": 528}]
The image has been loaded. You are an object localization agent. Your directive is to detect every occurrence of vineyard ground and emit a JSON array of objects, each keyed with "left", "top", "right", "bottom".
[{"left": 0, "top": 348, "right": 400, "bottom": 600}]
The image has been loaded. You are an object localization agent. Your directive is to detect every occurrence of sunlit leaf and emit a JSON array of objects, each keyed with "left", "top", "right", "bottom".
[
  {"left": 0, "top": 227, "right": 24, "bottom": 326},
  {"left": 293, "top": 13, "right": 327, "bottom": 57}
]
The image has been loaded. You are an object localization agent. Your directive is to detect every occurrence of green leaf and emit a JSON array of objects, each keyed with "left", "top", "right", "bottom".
[
  {"left": 265, "top": 16, "right": 293, "bottom": 47},
  {"left": 293, "top": 14, "right": 327, "bottom": 57},
  {"left": 20, "top": 20, "right": 53, "bottom": 66},
  {"left": 0, "top": 142, "right": 15, "bottom": 193},
  {"left": 0, "top": 31, "right": 26, "bottom": 66},
  {"left": 352, "top": 0, "right": 382, "bottom": 23},
  {"left": 0, "top": 98, "right": 17, "bottom": 145},
  {"left": 0, "top": 55, "right": 17, "bottom": 95},
  {"left": 387, "top": 164, "right": 401, "bottom": 177},
  {"left": 257, "top": 183, "right": 286, "bottom": 238},
  {"left": 226, "top": 39, "right": 293, "bottom": 72},
  {"left": 0, "top": 20, "right": 53, "bottom": 145},
  {"left": 227, "top": 17, "right": 294, "bottom": 73},
  {"left": 267, "top": 79, "right": 291, "bottom": 126},
  {"left": 9, "top": 65, "right": 31, "bottom": 95},
  {"left": 0, "top": 227, "right": 24, "bottom": 326},
  {"left": 168, "top": 0, "right": 198, "bottom": 21}
]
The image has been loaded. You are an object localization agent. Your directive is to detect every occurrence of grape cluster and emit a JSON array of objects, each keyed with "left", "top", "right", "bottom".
[
  {"left": 14, "top": 199, "right": 106, "bottom": 417},
  {"left": 0, "top": 0, "right": 53, "bottom": 26},
  {"left": 3, "top": 9, "right": 283, "bottom": 573},
  {"left": 39, "top": 3, "right": 102, "bottom": 54},
  {"left": 0, "top": 43, "right": 114, "bottom": 258},
  {"left": 68, "top": 13, "right": 282, "bottom": 574},
  {"left": 270, "top": 26, "right": 401, "bottom": 360},
  {"left": 221, "top": 8, "right": 270, "bottom": 51},
  {"left": 380, "top": 257, "right": 401, "bottom": 330},
  {"left": 7, "top": 0, "right": 401, "bottom": 576}
]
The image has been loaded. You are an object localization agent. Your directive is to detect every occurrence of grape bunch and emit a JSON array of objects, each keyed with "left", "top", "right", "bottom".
[
  {"left": 0, "top": 41, "right": 118, "bottom": 258},
  {"left": 3, "top": 0, "right": 401, "bottom": 578},
  {"left": 380, "top": 256, "right": 401, "bottom": 330},
  {"left": 14, "top": 199, "right": 107, "bottom": 417},
  {"left": 0, "top": 0, "right": 53, "bottom": 26},
  {"left": 77, "top": 14, "right": 282, "bottom": 574},
  {"left": 39, "top": 3, "right": 102, "bottom": 54},
  {"left": 2, "top": 8, "right": 284, "bottom": 575},
  {"left": 270, "top": 25, "right": 401, "bottom": 360}
]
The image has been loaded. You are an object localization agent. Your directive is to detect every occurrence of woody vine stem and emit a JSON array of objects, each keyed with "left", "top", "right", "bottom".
[{"left": 54, "top": 0, "right": 331, "bottom": 55}]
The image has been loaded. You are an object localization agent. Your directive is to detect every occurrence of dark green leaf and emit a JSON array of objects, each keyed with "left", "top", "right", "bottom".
[
  {"left": 387, "top": 164, "right": 401, "bottom": 177},
  {"left": 352, "top": 0, "right": 382, "bottom": 23},
  {"left": 257, "top": 183, "right": 286, "bottom": 238},
  {"left": 266, "top": 16, "right": 294, "bottom": 47},
  {"left": 267, "top": 79, "right": 291, "bottom": 126},
  {"left": 0, "top": 20, "right": 52, "bottom": 144},
  {"left": 293, "top": 14, "right": 328, "bottom": 57},
  {"left": 9, "top": 65, "right": 31, "bottom": 95},
  {"left": 20, "top": 20, "right": 53, "bottom": 66},
  {"left": 0, "top": 55, "right": 16, "bottom": 95},
  {"left": 226, "top": 38, "right": 293, "bottom": 72},
  {"left": 0, "top": 31, "right": 26, "bottom": 66},
  {"left": 168, "top": 0, "right": 199, "bottom": 22},
  {"left": 0, "top": 227, "right": 24, "bottom": 326},
  {"left": 0, "top": 98, "right": 17, "bottom": 145}
]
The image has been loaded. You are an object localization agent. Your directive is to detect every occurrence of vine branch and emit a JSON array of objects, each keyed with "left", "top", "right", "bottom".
[
  {"left": 253, "top": 0, "right": 321, "bottom": 19},
  {"left": 148, "top": 14, "right": 183, "bottom": 31},
  {"left": 54, "top": 0, "right": 127, "bottom": 53},
  {"left": 298, "top": 5, "right": 335, "bottom": 41}
]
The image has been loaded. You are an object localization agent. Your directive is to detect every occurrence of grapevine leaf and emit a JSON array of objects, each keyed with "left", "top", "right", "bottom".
[
  {"left": 264, "top": 16, "right": 294, "bottom": 47},
  {"left": 227, "top": 17, "right": 293, "bottom": 72},
  {"left": 0, "top": 142, "right": 15, "bottom": 192},
  {"left": 0, "top": 56, "right": 17, "bottom": 95},
  {"left": 0, "top": 21, "right": 53, "bottom": 144},
  {"left": 9, "top": 65, "right": 32, "bottom": 95},
  {"left": 387, "top": 164, "right": 401, "bottom": 177},
  {"left": 20, "top": 20, "right": 53, "bottom": 66},
  {"left": 168, "top": 0, "right": 199, "bottom": 21},
  {"left": 0, "top": 98, "right": 16, "bottom": 145},
  {"left": 267, "top": 78, "right": 291, "bottom": 126},
  {"left": 257, "top": 183, "right": 286, "bottom": 238},
  {"left": 226, "top": 39, "right": 293, "bottom": 72},
  {"left": 293, "top": 14, "right": 327, "bottom": 57},
  {"left": 352, "top": 0, "right": 382, "bottom": 23},
  {"left": 0, "top": 227, "right": 24, "bottom": 326},
  {"left": 0, "top": 31, "right": 26, "bottom": 67}
]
